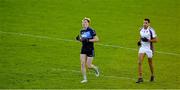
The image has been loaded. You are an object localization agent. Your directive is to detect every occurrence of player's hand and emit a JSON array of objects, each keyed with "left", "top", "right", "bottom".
[
  {"left": 81, "top": 38, "right": 89, "bottom": 42},
  {"left": 76, "top": 35, "right": 80, "bottom": 41},
  {"left": 141, "top": 37, "right": 149, "bottom": 42},
  {"left": 137, "top": 41, "right": 141, "bottom": 46}
]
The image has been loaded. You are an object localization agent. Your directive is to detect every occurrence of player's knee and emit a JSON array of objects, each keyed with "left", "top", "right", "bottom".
[
  {"left": 148, "top": 58, "right": 153, "bottom": 63},
  {"left": 87, "top": 64, "right": 92, "bottom": 68},
  {"left": 138, "top": 61, "right": 142, "bottom": 65},
  {"left": 81, "top": 61, "right": 86, "bottom": 66},
  {"left": 148, "top": 58, "right": 152, "bottom": 61},
  {"left": 81, "top": 61, "right": 85, "bottom": 64},
  {"left": 86, "top": 63, "right": 93, "bottom": 69},
  {"left": 81, "top": 63, "right": 85, "bottom": 67}
]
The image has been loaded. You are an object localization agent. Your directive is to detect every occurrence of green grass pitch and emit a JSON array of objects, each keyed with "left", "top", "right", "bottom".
[{"left": 0, "top": 0, "right": 180, "bottom": 89}]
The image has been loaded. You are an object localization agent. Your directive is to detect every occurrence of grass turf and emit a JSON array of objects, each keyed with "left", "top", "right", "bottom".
[{"left": 0, "top": 0, "right": 180, "bottom": 89}]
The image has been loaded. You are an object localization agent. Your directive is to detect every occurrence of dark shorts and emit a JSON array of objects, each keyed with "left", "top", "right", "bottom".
[{"left": 81, "top": 48, "right": 95, "bottom": 57}]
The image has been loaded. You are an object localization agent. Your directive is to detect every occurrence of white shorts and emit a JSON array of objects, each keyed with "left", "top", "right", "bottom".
[{"left": 138, "top": 47, "right": 153, "bottom": 58}]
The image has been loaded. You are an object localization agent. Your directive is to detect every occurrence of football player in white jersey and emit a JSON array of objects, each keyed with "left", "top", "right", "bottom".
[{"left": 136, "top": 18, "right": 158, "bottom": 83}]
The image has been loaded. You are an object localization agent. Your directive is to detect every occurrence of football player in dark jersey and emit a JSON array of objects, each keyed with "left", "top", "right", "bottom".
[{"left": 76, "top": 17, "right": 99, "bottom": 83}]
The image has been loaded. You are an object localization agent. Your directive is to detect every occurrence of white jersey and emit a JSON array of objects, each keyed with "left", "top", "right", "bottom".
[{"left": 140, "top": 27, "right": 157, "bottom": 50}]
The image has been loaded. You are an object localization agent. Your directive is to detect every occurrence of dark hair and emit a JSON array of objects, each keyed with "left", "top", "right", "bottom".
[{"left": 144, "top": 18, "right": 150, "bottom": 23}]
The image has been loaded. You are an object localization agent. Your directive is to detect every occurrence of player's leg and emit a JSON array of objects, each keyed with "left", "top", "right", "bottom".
[
  {"left": 138, "top": 53, "right": 145, "bottom": 78},
  {"left": 147, "top": 50, "right": 154, "bottom": 81},
  {"left": 148, "top": 58, "right": 154, "bottom": 81},
  {"left": 80, "top": 54, "right": 88, "bottom": 83},
  {"left": 136, "top": 53, "right": 145, "bottom": 83},
  {"left": 87, "top": 57, "right": 99, "bottom": 77}
]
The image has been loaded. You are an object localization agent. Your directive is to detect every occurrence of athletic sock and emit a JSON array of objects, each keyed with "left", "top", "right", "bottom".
[{"left": 83, "top": 74, "right": 87, "bottom": 80}]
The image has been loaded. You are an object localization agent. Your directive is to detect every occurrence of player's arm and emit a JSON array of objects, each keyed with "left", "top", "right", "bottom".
[
  {"left": 149, "top": 29, "right": 158, "bottom": 43},
  {"left": 149, "top": 37, "right": 158, "bottom": 43},
  {"left": 89, "top": 36, "right": 99, "bottom": 42},
  {"left": 137, "top": 36, "right": 141, "bottom": 46}
]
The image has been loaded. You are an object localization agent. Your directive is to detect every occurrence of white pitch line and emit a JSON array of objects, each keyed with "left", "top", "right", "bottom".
[
  {"left": 51, "top": 68, "right": 144, "bottom": 81},
  {"left": 0, "top": 31, "right": 180, "bottom": 56},
  {"left": 96, "top": 43, "right": 137, "bottom": 51}
]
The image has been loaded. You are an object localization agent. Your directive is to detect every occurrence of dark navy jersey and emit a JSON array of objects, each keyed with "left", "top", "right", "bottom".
[{"left": 80, "top": 27, "right": 96, "bottom": 50}]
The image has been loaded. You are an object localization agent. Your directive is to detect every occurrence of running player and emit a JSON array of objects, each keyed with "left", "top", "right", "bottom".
[
  {"left": 76, "top": 17, "right": 100, "bottom": 83},
  {"left": 136, "top": 18, "right": 158, "bottom": 83}
]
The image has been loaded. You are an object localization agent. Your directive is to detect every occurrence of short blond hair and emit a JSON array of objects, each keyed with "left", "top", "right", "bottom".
[{"left": 82, "top": 17, "right": 91, "bottom": 23}]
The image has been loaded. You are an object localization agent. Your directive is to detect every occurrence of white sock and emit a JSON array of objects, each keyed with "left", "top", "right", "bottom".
[
  {"left": 83, "top": 74, "right": 87, "bottom": 80},
  {"left": 82, "top": 68, "right": 87, "bottom": 80}
]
